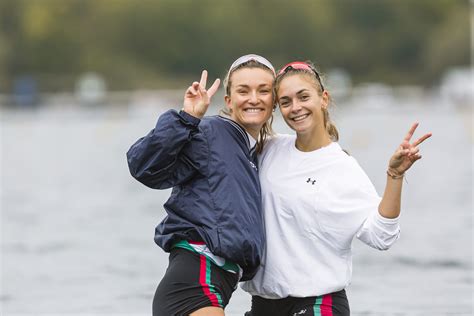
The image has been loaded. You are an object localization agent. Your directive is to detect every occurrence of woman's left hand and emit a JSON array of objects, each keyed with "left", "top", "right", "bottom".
[{"left": 388, "top": 122, "right": 432, "bottom": 176}]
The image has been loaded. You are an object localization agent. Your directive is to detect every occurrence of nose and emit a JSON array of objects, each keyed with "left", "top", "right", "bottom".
[
  {"left": 248, "top": 91, "right": 258, "bottom": 105},
  {"left": 291, "top": 99, "right": 302, "bottom": 112}
]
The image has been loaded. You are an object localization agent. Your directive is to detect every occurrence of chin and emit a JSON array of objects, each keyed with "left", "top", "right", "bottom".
[
  {"left": 289, "top": 124, "right": 309, "bottom": 134},
  {"left": 240, "top": 120, "right": 263, "bottom": 132},
  {"left": 283, "top": 119, "right": 302, "bottom": 131},
  {"left": 243, "top": 116, "right": 267, "bottom": 126}
]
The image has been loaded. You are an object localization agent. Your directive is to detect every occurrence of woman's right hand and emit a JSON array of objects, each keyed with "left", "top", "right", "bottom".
[
  {"left": 183, "top": 70, "right": 220, "bottom": 119},
  {"left": 388, "top": 122, "right": 432, "bottom": 177}
]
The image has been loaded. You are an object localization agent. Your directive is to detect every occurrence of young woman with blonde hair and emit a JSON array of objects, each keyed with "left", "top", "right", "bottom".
[
  {"left": 243, "top": 61, "right": 432, "bottom": 316},
  {"left": 127, "top": 54, "right": 276, "bottom": 316}
]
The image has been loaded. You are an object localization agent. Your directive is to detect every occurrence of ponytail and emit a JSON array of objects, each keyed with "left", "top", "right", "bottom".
[{"left": 322, "top": 108, "right": 339, "bottom": 141}]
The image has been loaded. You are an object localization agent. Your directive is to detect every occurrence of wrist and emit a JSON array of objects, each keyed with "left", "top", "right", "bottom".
[
  {"left": 387, "top": 168, "right": 404, "bottom": 179},
  {"left": 182, "top": 109, "right": 203, "bottom": 119},
  {"left": 179, "top": 110, "right": 202, "bottom": 126}
]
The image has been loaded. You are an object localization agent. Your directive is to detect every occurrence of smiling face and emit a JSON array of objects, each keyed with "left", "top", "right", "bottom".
[
  {"left": 224, "top": 67, "right": 275, "bottom": 138},
  {"left": 277, "top": 73, "right": 329, "bottom": 137}
]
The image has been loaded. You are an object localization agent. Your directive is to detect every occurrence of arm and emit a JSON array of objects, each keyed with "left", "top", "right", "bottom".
[
  {"left": 127, "top": 70, "right": 220, "bottom": 189},
  {"left": 357, "top": 123, "right": 431, "bottom": 250},
  {"left": 378, "top": 122, "right": 432, "bottom": 218},
  {"left": 127, "top": 110, "right": 201, "bottom": 189}
]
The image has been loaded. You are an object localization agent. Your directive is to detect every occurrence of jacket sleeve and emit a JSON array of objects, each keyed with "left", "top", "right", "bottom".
[{"left": 126, "top": 109, "right": 202, "bottom": 189}]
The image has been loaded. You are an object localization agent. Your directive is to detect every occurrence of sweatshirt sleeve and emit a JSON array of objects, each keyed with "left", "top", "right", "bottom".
[
  {"left": 341, "top": 157, "right": 401, "bottom": 251},
  {"left": 356, "top": 211, "right": 401, "bottom": 250},
  {"left": 126, "top": 109, "right": 202, "bottom": 189}
]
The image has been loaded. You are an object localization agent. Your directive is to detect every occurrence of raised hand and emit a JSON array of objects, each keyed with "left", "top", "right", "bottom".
[
  {"left": 388, "top": 123, "right": 432, "bottom": 177},
  {"left": 183, "top": 70, "right": 221, "bottom": 119}
]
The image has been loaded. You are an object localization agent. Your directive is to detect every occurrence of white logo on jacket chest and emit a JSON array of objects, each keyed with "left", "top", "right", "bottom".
[{"left": 249, "top": 160, "right": 257, "bottom": 171}]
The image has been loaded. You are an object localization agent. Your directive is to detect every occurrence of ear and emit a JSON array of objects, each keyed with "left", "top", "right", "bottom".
[
  {"left": 224, "top": 95, "right": 232, "bottom": 110},
  {"left": 321, "top": 90, "right": 330, "bottom": 109}
]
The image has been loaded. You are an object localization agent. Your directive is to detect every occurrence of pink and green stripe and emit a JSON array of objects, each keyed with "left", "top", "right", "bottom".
[
  {"left": 313, "top": 293, "right": 333, "bottom": 316},
  {"left": 199, "top": 255, "right": 223, "bottom": 307}
]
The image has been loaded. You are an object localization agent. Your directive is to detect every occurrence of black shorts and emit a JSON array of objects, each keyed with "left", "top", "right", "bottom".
[
  {"left": 152, "top": 247, "right": 239, "bottom": 316},
  {"left": 247, "top": 289, "right": 350, "bottom": 316}
]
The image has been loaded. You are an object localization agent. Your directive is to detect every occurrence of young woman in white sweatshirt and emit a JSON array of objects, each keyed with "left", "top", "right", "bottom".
[{"left": 242, "top": 61, "right": 432, "bottom": 316}]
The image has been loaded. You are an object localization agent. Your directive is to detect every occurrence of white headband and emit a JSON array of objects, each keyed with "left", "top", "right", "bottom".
[{"left": 228, "top": 54, "right": 275, "bottom": 75}]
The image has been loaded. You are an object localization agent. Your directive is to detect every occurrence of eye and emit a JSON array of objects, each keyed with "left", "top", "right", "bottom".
[
  {"left": 279, "top": 100, "right": 290, "bottom": 107},
  {"left": 300, "top": 95, "right": 309, "bottom": 101},
  {"left": 260, "top": 89, "right": 271, "bottom": 94},
  {"left": 237, "top": 89, "right": 248, "bottom": 95}
]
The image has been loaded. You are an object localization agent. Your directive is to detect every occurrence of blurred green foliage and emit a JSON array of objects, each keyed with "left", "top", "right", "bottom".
[{"left": 0, "top": 0, "right": 470, "bottom": 92}]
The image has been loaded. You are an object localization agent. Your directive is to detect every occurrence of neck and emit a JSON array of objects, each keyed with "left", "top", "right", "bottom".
[
  {"left": 295, "top": 130, "right": 332, "bottom": 152},
  {"left": 246, "top": 128, "right": 259, "bottom": 140},
  {"left": 224, "top": 113, "right": 260, "bottom": 140}
]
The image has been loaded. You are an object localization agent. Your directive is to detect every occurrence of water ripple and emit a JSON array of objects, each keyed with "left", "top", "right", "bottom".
[{"left": 395, "top": 256, "right": 470, "bottom": 269}]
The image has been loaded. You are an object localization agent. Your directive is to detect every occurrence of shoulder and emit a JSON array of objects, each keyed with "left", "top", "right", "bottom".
[
  {"left": 202, "top": 115, "right": 242, "bottom": 131},
  {"left": 263, "top": 133, "right": 295, "bottom": 151},
  {"left": 339, "top": 152, "right": 367, "bottom": 179},
  {"left": 329, "top": 146, "right": 365, "bottom": 176},
  {"left": 198, "top": 116, "right": 231, "bottom": 136},
  {"left": 327, "top": 146, "right": 376, "bottom": 192},
  {"left": 201, "top": 115, "right": 220, "bottom": 127},
  {"left": 258, "top": 134, "right": 294, "bottom": 164}
]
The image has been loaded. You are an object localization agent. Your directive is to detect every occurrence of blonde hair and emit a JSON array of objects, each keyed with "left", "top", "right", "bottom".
[
  {"left": 221, "top": 59, "right": 275, "bottom": 153},
  {"left": 275, "top": 62, "right": 339, "bottom": 142}
]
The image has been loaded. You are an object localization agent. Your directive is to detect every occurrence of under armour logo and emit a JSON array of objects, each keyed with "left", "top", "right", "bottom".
[{"left": 306, "top": 178, "right": 316, "bottom": 185}]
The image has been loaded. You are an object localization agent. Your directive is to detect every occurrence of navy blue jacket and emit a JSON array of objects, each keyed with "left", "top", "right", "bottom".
[{"left": 127, "top": 109, "right": 264, "bottom": 281}]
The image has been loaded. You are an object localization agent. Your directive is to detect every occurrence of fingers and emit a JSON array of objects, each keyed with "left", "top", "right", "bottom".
[
  {"left": 410, "top": 153, "right": 422, "bottom": 162},
  {"left": 407, "top": 147, "right": 419, "bottom": 158},
  {"left": 412, "top": 132, "right": 432, "bottom": 147},
  {"left": 207, "top": 78, "right": 221, "bottom": 98},
  {"left": 199, "top": 70, "right": 208, "bottom": 89},
  {"left": 185, "top": 82, "right": 200, "bottom": 97},
  {"left": 394, "top": 147, "right": 409, "bottom": 160},
  {"left": 188, "top": 71, "right": 219, "bottom": 103},
  {"left": 403, "top": 122, "right": 432, "bottom": 148},
  {"left": 403, "top": 122, "right": 419, "bottom": 143},
  {"left": 197, "top": 83, "right": 207, "bottom": 99},
  {"left": 390, "top": 146, "right": 407, "bottom": 162},
  {"left": 198, "top": 70, "right": 220, "bottom": 98}
]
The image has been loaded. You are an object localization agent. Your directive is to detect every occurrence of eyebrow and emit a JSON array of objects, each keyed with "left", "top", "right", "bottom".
[
  {"left": 296, "top": 89, "right": 309, "bottom": 95},
  {"left": 235, "top": 84, "right": 272, "bottom": 89},
  {"left": 279, "top": 89, "right": 310, "bottom": 100}
]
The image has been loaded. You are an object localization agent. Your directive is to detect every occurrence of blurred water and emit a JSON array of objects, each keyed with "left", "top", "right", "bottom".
[{"left": 1, "top": 95, "right": 472, "bottom": 315}]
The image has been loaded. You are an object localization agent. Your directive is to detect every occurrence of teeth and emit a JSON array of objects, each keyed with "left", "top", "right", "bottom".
[
  {"left": 245, "top": 108, "right": 262, "bottom": 112},
  {"left": 293, "top": 114, "right": 309, "bottom": 121}
]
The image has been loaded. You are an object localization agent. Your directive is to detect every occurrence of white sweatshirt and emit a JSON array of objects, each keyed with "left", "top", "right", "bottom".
[{"left": 242, "top": 134, "right": 400, "bottom": 299}]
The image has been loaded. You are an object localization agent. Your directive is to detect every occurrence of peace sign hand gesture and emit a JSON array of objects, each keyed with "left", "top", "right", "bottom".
[
  {"left": 183, "top": 70, "right": 221, "bottom": 119},
  {"left": 388, "top": 123, "right": 432, "bottom": 177}
]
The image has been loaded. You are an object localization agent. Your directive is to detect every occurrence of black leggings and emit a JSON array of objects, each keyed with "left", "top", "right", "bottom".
[
  {"left": 247, "top": 289, "right": 350, "bottom": 316},
  {"left": 153, "top": 248, "right": 239, "bottom": 316}
]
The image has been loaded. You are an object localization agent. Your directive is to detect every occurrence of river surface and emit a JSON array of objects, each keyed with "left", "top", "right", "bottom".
[{"left": 1, "top": 92, "right": 472, "bottom": 315}]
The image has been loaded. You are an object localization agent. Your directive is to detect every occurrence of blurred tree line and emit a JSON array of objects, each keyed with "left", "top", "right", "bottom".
[{"left": 0, "top": 0, "right": 470, "bottom": 93}]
